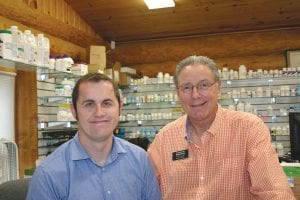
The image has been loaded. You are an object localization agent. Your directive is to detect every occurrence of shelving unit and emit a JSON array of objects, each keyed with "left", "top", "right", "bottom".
[
  {"left": 37, "top": 68, "right": 79, "bottom": 157},
  {"left": 220, "top": 76, "right": 300, "bottom": 154},
  {"left": 1, "top": 55, "right": 299, "bottom": 158},
  {"left": 119, "top": 83, "right": 184, "bottom": 140},
  {"left": 120, "top": 76, "right": 300, "bottom": 154},
  {"left": 3, "top": 54, "right": 298, "bottom": 157}
]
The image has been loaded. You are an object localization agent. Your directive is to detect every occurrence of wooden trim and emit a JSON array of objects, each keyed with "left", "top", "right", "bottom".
[
  {"left": 15, "top": 70, "right": 38, "bottom": 178},
  {"left": 0, "top": 66, "right": 17, "bottom": 73}
]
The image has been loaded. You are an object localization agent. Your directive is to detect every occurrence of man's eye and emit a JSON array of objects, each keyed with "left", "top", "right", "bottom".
[
  {"left": 84, "top": 102, "right": 94, "bottom": 107},
  {"left": 102, "top": 101, "right": 113, "bottom": 107},
  {"left": 199, "top": 82, "right": 210, "bottom": 89},
  {"left": 183, "top": 85, "right": 192, "bottom": 90}
]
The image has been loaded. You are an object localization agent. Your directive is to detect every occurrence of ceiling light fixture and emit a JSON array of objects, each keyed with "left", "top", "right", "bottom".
[{"left": 144, "top": 0, "right": 175, "bottom": 9}]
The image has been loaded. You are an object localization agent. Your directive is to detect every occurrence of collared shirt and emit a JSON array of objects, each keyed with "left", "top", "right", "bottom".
[
  {"left": 27, "top": 133, "right": 161, "bottom": 200},
  {"left": 148, "top": 105, "right": 295, "bottom": 200}
]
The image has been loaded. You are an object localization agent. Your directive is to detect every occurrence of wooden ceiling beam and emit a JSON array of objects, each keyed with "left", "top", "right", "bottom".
[
  {"left": 108, "top": 28, "right": 300, "bottom": 66},
  {"left": 0, "top": 0, "right": 106, "bottom": 47}
]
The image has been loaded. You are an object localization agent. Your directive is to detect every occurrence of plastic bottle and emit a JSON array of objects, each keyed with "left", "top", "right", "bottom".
[
  {"left": 23, "top": 30, "right": 37, "bottom": 64},
  {"left": 244, "top": 103, "right": 252, "bottom": 113},
  {"left": 43, "top": 36, "right": 50, "bottom": 66},
  {"left": 222, "top": 67, "right": 229, "bottom": 80},
  {"left": 236, "top": 101, "right": 245, "bottom": 112},
  {"left": 0, "top": 29, "right": 12, "bottom": 60},
  {"left": 36, "top": 34, "right": 44, "bottom": 65},
  {"left": 36, "top": 34, "right": 50, "bottom": 67},
  {"left": 239, "top": 65, "right": 247, "bottom": 79},
  {"left": 61, "top": 78, "right": 75, "bottom": 96},
  {"left": 48, "top": 55, "right": 55, "bottom": 69},
  {"left": 55, "top": 55, "right": 63, "bottom": 71},
  {"left": 296, "top": 85, "right": 300, "bottom": 96},
  {"left": 276, "top": 143, "right": 284, "bottom": 157},
  {"left": 267, "top": 105, "right": 273, "bottom": 116},
  {"left": 9, "top": 26, "right": 24, "bottom": 62},
  {"left": 68, "top": 55, "right": 74, "bottom": 72},
  {"left": 63, "top": 54, "right": 74, "bottom": 73}
]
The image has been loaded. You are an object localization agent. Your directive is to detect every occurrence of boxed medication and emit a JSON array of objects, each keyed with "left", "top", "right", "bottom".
[{"left": 90, "top": 45, "right": 106, "bottom": 68}]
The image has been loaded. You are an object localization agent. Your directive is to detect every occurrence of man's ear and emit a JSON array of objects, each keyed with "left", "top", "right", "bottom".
[
  {"left": 176, "top": 87, "right": 180, "bottom": 97},
  {"left": 119, "top": 98, "right": 123, "bottom": 116},
  {"left": 217, "top": 79, "right": 222, "bottom": 98},
  {"left": 70, "top": 104, "right": 77, "bottom": 120}
]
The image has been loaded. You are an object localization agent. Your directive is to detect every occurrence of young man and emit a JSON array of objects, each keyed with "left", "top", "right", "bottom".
[
  {"left": 148, "top": 55, "right": 295, "bottom": 199},
  {"left": 27, "top": 73, "right": 161, "bottom": 200}
]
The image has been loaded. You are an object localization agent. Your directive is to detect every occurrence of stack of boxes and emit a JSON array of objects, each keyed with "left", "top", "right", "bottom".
[
  {"left": 88, "top": 45, "right": 106, "bottom": 73},
  {"left": 88, "top": 45, "right": 138, "bottom": 85},
  {"left": 120, "top": 67, "right": 137, "bottom": 85}
]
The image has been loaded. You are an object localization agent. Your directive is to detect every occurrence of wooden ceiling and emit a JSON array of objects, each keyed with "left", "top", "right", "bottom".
[{"left": 66, "top": 0, "right": 300, "bottom": 43}]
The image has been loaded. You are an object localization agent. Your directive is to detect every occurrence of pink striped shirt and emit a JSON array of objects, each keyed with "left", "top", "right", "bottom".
[{"left": 148, "top": 106, "right": 295, "bottom": 199}]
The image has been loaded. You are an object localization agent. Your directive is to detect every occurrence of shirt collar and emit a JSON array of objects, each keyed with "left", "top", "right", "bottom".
[
  {"left": 185, "top": 117, "right": 192, "bottom": 142},
  {"left": 108, "top": 137, "right": 127, "bottom": 163},
  {"left": 70, "top": 133, "right": 89, "bottom": 160},
  {"left": 207, "top": 104, "right": 223, "bottom": 136},
  {"left": 185, "top": 104, "right": 223, "bottom": 141},
  {"left": 70, "top": 133, "right": 127, "bottom": 162}
]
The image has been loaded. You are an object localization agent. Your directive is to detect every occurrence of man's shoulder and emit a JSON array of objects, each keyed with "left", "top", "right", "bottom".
[
  {"left": 114, "top": 137, "right": 151, "bottom": 167},
  {"left": 115, "top": 137, "right": 147, "bottom": 154},
  {"left": 161, "top": 115, "right": 186, "bottom": 132},
  {"left": 222, "top": 108, "right": 261, "bottom": 121},
  {"left": 38, "top": 139, "right": 74, "bottom": 171}
]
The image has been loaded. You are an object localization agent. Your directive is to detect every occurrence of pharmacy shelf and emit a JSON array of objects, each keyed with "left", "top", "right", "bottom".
[
  {"left": 123, "top": 83, "right": 176, "bottom": 93},
  {"left": 38, "top": 121, "right": 77, "bottom": 131},
  {"left": 222, "top": 76, "right": 300, "bottom": 88},
  {"left": 119, "top": 119, "right": 176, "bottom": 127},
  {"left": 219, "top": 96, "right": 300, "bottom": 105},
  {"left": 123, "top": 101, "right": 181, "bottom": 110}
]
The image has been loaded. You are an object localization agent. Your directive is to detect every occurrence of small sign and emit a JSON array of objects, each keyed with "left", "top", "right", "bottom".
[{"left": 172, "top": 149, "right": 188, "bottom": 161}]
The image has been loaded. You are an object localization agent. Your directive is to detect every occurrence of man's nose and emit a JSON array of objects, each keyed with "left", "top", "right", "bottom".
[
  {"left": 94, "top": 104, "right": 105, "bottom": 116},
  {"left": 191, "top": 86, "right": 201, "bottom": 98}
]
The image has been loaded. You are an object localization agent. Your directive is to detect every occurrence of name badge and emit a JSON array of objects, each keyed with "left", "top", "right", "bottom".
[{"left": 172, "top": 149, "right": 189, "bottom": 161}]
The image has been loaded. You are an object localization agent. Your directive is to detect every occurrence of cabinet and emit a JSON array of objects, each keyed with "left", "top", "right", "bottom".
[
  {"left": 120, "top": 76, "right": 300, "bottom": 154},
  {"left": 37, "top": 68, "right": 79, "bottom": 157}
]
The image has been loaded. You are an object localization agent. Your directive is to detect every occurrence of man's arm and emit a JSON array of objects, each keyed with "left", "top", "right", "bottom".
[{"left": 246, "top": 118, "right": 295, "bottom": 199}]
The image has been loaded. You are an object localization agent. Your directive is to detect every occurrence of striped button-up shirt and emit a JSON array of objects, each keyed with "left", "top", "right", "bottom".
[{"left": 148, "top": 105, "right": 295, "bottom": 199}]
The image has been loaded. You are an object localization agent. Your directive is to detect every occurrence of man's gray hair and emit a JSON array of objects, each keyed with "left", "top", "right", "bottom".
[{"left": 174, "top": 55, "right": 220, "bottom": 87}]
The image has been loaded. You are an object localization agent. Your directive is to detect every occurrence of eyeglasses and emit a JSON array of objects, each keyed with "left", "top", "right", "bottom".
[{"left": 178, "top": 80, "right": 217, "bottom": 94}]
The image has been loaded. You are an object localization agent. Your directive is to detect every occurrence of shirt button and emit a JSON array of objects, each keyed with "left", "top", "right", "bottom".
[
  {"left": 200, "top": 176, "right": 204, "bottom": 180},
  {"left": 107, "top": 190, "right": 111, "bottom": 194}
]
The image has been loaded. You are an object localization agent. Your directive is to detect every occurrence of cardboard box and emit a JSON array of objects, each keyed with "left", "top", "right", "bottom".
[
  {"left": 71, "top": 64, "right": 88, "bottom": 76},
  {"left": 121, "top": 67, "right": 136, "bottom": 75},
  {"left": 104, "top": 68, "right": 113, "bottom": 79},
  {"left": 88, "top": 64, "right": 105, "bottom": 73},
  {"left": 89, "top": 45, "right": 106, "bottom": 69},
  {"left": 120, "top": 72, "right": 131, "bottom": 85}
]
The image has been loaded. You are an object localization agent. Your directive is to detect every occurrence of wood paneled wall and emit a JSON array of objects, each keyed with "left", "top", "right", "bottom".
[{"left": 109, "top": 28, "right": 300, "bottom": 77}]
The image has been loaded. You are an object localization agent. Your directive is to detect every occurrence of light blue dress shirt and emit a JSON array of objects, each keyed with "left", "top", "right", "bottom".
[{"left": 26, "top": 133, "right": 161, "bottom": 200}]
